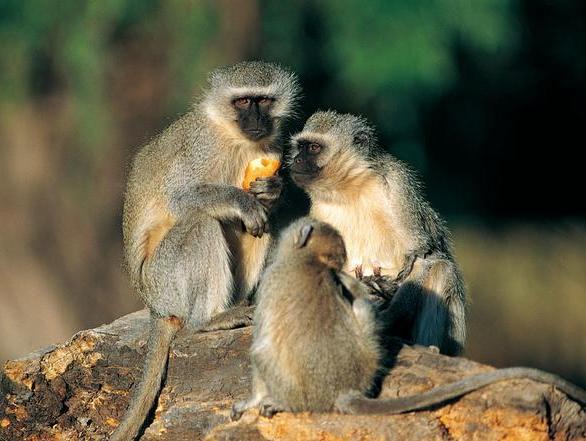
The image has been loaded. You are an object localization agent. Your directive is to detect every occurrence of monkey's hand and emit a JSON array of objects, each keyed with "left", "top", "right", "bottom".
[
  {"left": 360, "top": 275, "right": 398, "bottom": 308},
  {"left": 237, "top": 193, "right": 269, "bottom": 237},
  {"left": 249, "top": 175, "right": 283, "bottom": 211}
]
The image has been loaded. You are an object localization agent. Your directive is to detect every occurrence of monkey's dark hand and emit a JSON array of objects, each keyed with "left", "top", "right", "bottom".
[
  {"left": 249, "top": 175, "right": 283, "bottom": 211},
  {"left": 361, "top": 275, "right": 398, "bottom": 309},
  {"left": 237, "top": 193, "right": 269, "bottom": 237}
]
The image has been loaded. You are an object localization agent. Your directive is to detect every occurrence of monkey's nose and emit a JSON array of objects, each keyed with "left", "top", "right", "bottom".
[{"left": 294, "top": 156, "right": 303, "bottom": 164}]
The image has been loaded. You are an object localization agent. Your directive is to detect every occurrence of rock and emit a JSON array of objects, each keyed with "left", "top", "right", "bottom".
[{"left": 1, "top": 310, "right": 584, "bottom": 440}]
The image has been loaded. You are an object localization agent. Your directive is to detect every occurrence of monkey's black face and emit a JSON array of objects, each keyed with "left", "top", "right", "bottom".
[
  {"left": 290, "top": 140, "right": 323, "bottom": 187},
  {"left": 233, "top": 96, "right": 275, "bottom": 141}
]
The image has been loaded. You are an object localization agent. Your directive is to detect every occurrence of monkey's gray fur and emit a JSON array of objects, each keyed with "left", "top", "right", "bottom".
[
  {"left": 111, "top": 61, "right": 300, "bottom": 441},
  {"left": 231, "top": 217, "right": 381, "bottom": 419},
  {"left": 289, "top": 110, "right": 467, "bottom": 356},
  {"left": 335, "top": 366, "right": 586, "bottom": 414},
  {"left": 231, "top": 217, "right": 586, "bottom": 418}
]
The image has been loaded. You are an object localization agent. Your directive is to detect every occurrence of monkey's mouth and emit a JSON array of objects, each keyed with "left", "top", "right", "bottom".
[
  {"left": 243, "top": 128, "right": 271, "bottom": 141},
  {"left": 290, "top": 169, "right": 318, "bottom": 186}
]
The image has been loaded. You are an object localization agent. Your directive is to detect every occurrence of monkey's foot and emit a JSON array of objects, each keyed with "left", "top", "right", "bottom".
[
  {"left": 197, "top": 306, "right": 255, "bottom": 332},
  {"left": 334, "top": 390, "right": 364, "bottom": 414},
  {"left": 230, "top": 400, "right": 249, "bottom": 422},
  {"left": 258, "top": 398, "right": 286, "bottom": 418},
  {"left": 428, "top": 345, "right": 440, "bottom": 354}
]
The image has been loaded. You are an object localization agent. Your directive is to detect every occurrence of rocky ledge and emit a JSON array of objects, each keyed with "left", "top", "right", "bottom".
[{"left": 1, "top": 310, "right": 584, "bottom": 440}]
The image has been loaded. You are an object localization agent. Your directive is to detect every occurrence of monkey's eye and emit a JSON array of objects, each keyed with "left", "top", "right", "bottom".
[
  {"left": 258, "top": 97, "right": 274, "bottom": 106},
  {"left": 308, "top": 143, "right": 322, "bottom": 154},
  {"left": 234, "top": 98, "right": 251, "bottom": 108}
]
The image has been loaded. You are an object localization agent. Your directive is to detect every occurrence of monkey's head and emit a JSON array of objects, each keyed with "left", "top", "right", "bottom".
[
  {"left": 279, "top": 217, "right": 347, "bottom": 271},
  {"left": 289, "top": 111, "right": 377, "bottom": 196},
  {"left": 203, "top": 61, "right": 300, "bottom": 143}
]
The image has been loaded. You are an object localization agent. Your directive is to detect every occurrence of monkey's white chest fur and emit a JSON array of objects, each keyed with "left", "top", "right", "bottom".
[{"left": 311, "top": 193, "right": 403, "bottom": 277}]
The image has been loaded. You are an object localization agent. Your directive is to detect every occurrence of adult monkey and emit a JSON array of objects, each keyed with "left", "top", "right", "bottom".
[
  {"left": 111, "top": 61, "right": 300, "bottom": 441},
  {"left": 289, "top": 111, "right": 466, "bottom": 356}
]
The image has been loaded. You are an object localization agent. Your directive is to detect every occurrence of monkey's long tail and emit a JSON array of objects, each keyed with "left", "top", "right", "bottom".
[
  {"left": 339, "top": 367, "right": 586, "bottom": 414},
  {"left": 110, "top": 316, "right": 182, "bottom": 441}
]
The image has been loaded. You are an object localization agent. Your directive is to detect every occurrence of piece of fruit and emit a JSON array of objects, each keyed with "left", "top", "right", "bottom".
[{"left": 242, "top": 158, "right": 281, "bottom": 191}]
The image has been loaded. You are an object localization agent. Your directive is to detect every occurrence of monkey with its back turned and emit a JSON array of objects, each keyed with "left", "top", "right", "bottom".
[
  {"left": 231, "top": 217, "right": 381, "bottom": 419},
  {"left": 232, "top": 218, "right": 586, "bottom": 419},
  {"left": 111, "top": 61, "right": 300, "bottom": 441}
]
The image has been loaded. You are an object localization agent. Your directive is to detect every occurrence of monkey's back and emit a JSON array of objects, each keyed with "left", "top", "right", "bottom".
[
  {"left": 121, "top": 111, "right": 214, "bottom": 287},
  {"left": 252, "top": 261, "right": 380, "bottom": 412}
]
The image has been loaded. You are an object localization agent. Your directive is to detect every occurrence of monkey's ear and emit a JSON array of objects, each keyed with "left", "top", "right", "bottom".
[
  {"left": 353, "top": 130, "right": 370, "bottom": 147},
  {"left": 295, "top": 224, "right": 314, "bottom": 248}
]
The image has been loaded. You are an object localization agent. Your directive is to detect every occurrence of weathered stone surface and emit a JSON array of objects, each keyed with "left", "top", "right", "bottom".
[{"left": 1, "top": 310, "right": 584, "bottom": 440}]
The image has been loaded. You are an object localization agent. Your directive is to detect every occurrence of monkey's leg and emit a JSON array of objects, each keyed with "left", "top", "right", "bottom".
[
  {"left": 412, "top": 259, "right": 466, "bottom": 356},
  {"left": 335, "top": 367, "right": 586, "bottom": 415},
  {"left": 197, "top": 305, "right": 255, "bottom": 332},
  {"left": 378, "top": 279, "right": 424, "bottom": 344},
  {"left": 113, "top": 217, "right": 234, "bottom": 440},
  {"left": 394, "top": 253, "right": 419, "bottom": 284},
  {"left": 231, "top": 369, "right": 271, "bottom": 421}
]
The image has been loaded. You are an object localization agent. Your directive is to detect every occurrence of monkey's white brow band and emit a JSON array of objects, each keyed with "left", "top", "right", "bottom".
[
  {"left": 228, "top": 86, "right": 278, "bottom": 97},
  {"left": 291, "top": 132, "right": 332, "bottom": 144}
]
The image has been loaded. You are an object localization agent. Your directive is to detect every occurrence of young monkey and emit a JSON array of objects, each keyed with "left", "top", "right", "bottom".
[
  {"left": 231, "top": 217, "right": 381, "bottom": 419},
  {"left": 231, "top": 218, "right": 586, "bottom": 419},
  {"left": 289, "top": 111, "right": 466, "bottom": 356}
]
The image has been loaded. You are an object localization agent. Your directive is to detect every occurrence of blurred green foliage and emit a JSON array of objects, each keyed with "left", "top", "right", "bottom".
[{"left": 0, "top": 0, "right": 514, "bottom": 168}]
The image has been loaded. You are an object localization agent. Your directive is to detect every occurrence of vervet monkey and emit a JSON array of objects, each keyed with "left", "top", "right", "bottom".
[
  {"left": 111, "top": 61, "right": 300, "bottom": 441},
  {"left": 289, "top": 111, "right": 466, "bottom": 356},
  {"left": 231, "top": 218, "right": 586, "bottom": 419},
  {"left": 231, "top": 218, "right": 381, "bottom": 419}
]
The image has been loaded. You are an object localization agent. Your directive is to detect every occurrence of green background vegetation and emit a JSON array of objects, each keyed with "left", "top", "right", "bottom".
[{"left": 0, "top": 0, "right": 584, "bottom": 387}]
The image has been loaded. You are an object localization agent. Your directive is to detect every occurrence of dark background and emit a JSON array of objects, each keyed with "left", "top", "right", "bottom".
[{"left": 1, "top": 0, "right": 584, "bottom": 387}]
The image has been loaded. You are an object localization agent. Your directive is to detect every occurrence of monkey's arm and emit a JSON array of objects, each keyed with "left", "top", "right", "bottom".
[
  {"left": 380, "top": 161, "right": 440, "bottom": 271},
  {"left": 336, "top": 272, "right": 379, "bottom": 337},
  {"left": 336, "top": 367, "right": 586, "bottom": 415},
  {"left": 170, "top": 184, "right": 268, "bottom": 236},
  {"left": 337, "top": 271, "right": 371, "bottom": 300}
]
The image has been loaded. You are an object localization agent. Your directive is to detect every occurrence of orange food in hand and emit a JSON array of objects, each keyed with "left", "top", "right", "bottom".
[{"left": 242, "top": 158, "right": 281, "bottom": 191}]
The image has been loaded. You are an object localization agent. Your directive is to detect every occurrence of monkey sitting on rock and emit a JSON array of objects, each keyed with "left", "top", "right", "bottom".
[
  {"left": 111, "top": 61, "right": 300, "bottom": 441},
  {"left": 231, "top": 217, "right": 586, "bottom": 419},
  {"left": 288, "top": 111, "right": 467, "bottom": 356},
  {"left": 231, "top": 217, "right": 381, "bottom": 419}
]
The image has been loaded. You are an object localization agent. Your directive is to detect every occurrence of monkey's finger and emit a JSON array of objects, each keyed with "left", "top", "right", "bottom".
[
  {"left": 230, "top": 404, "right": 245, "bottom": 421},
  {"left": 258, "top": 402, "right": 283, "bottom": 418},
  {"left": 254, "top": 215, "right": 266, "bottom": 237},
  {"left": 249, "top": 183, "right": 282, "bottom": 200},
  {"left": 253, "top": 175, "right": 283, "bottom": 185},
  {"left": 250, "top": 176, "right": 283, "bottom": 190}
]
